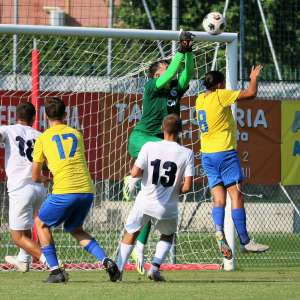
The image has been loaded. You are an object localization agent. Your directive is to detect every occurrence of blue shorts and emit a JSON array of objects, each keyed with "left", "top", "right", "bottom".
[
  {"left": 201, "top": 150, "right": 243, "bottom": 189},
  {"left": 38, "top": 193, "right": 94, "bottom": 232}
]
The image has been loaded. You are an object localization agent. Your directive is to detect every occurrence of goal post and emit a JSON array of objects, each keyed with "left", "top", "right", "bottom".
[{"left": 0, "top": 25, "right": 238, "bottom": 271}]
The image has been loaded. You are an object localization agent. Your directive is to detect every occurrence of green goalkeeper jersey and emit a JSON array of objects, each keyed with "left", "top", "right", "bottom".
[{"left": 134, "top": 52, "right": 194, "bottom": 136}]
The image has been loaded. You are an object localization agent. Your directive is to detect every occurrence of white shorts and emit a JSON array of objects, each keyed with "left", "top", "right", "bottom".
[
  {"left": 125, "top": 202, "right": 177, "bottom": 236},
  {"left": 9, "top": 184, "right": 47, "bottom": 230}
]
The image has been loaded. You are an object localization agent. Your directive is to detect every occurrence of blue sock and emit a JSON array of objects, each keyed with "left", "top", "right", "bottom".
[
  {"left": 212, "top": 207, "right": 225, "bottom": 232},
  {"left": 232, "top": 208, "right": 250, "bottom": 245},
  {"left": 41, "top": 244, "right": 59, "bottom": 270},
  {"left": 84, "top": 239, "right": 107, "bottom": 262}
]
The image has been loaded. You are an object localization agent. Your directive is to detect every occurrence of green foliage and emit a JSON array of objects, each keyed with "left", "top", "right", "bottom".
[{"left": 115, "top": 0, "right": 300, "bottom": 81}]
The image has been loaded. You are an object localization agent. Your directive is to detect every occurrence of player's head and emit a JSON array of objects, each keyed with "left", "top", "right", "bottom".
[
  {"left": 44, "top": 97, "right": 66, "bottom": 121},
  {"left": 203, "top": 70, "right": 225, "bottom": 90},
  {"left": 163, "top": 114, "right": 182, "bottom": 137},
  {"left": 148, "top": 59, "right": 170, "bottom": 78},
  {"left": 16, "top": 102, "right": 36, "bottom": 126}
]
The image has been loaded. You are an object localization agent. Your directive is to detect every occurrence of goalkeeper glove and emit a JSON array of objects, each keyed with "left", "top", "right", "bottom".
[{"left": 178, "top": 30, "right": 195, "bottom": 53}]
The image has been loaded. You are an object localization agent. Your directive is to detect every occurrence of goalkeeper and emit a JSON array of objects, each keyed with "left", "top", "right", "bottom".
[{"left": 123, "top": 31, "right": 194, "bottom": 274}]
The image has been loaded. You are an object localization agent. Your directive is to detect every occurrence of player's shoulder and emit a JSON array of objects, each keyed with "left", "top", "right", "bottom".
[
  {"left": 141, "top": 141, "right": 158, "bottom": 151},
  {"left": 144, "top": 78, "right": 157, "bottom": 90},
  {"left": 178, "top": 144, "right": 193, "bottom": 156},
  {"left": 196, "top": 92, "right": 205, "bottom": 104}
]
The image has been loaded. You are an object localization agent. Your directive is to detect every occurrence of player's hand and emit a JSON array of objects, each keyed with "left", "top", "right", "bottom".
[
  {"left": 178, "top": 30, "right": 195, "bottom": 53},
  {"left": 40, "top": 176, "right": 52, "bottom": 187},
  {"left": 250, "top": 65, "right": 263, "bottom": 80}
]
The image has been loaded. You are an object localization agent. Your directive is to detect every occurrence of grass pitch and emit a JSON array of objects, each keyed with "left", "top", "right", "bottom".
[{"left": 0, "top": 268, "right": 300, "bottom": 300}]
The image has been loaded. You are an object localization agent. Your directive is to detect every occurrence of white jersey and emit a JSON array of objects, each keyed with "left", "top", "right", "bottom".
[
  {"left": 0, "top": 124, "right": 42, "bottom": 193},
  {"left": 135, "top": 140, "right": 194, "bottom": 219}
]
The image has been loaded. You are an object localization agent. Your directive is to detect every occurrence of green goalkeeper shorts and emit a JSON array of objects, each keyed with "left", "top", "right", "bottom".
[{"left": 128, "top": 129, "right": 162, "bottom": 159}]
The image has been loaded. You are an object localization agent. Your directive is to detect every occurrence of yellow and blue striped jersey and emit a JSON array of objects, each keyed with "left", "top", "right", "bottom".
[
  {"left": 195, "top": 89, "right": 240, "bottom": 153},
  {"left": 33, "top": 124, "right": 94, "bottom": 194}
]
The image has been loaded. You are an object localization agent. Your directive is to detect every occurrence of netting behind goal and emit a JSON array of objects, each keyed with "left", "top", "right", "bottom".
[{"left": 0, "top": 28, "right": 230, "bottom": 270}]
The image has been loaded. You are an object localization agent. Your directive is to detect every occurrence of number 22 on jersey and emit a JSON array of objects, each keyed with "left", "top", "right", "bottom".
[{"left": 52, "top": 133, "right": 78, "bottom": 160}]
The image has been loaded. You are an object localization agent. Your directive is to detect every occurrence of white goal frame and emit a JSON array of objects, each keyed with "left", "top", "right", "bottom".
[{"left": 0, "top": 24, "right": 238, "bottom": 271}]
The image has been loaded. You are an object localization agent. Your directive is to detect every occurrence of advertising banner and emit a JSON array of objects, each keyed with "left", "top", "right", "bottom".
[
  {"left": 237, "top": 100, "right": 281, "bottom": 184},
  {"left": 281, "top": 101, "right": 300, "bottom": 185}
]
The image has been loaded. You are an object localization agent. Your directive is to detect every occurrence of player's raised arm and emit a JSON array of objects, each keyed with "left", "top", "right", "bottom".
[
  {"left": 155, "top": 31, "right": 193, "bottom": 89},
  {"left": 237, "top": 65, "right": 263, "bottom": 100},
  {"left": 178, "top": 32, "right": 195, "bottom": 91}
]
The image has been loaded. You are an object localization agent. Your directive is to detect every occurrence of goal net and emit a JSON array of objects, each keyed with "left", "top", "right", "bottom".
[{"left": 0, "top": 26, "right": 236, "bottom": 270}]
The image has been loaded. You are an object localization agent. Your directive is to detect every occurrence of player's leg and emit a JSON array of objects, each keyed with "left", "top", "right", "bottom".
[
  {"left": 132, "top": 220, "right": 151, "bottom": 274},
  {"left": 126, "top": 130, "right": 162, "bottom": 273},
  {"left": 6, "top": 186, "right": 48, "bottom": 271},
  {"left": 222, "top": 150, "right": 269, "bottom": 253},
  {"left": 116, "top": 204, "right": 149, "bottom": 276},
  {"left": 147, "top": 219, "right": 177, "bottom": 282},
  {"left": 64, "top": 193, "right": 121, "bottom": 282},
  {"left": 201, "top": 152, "right": 232, "bottom": 259},
  {"left": 116, "top": 230, "right": 140, "bottom": 274},
  {"left": 36, "top": 194, "right": 70, "bottom": 283}
]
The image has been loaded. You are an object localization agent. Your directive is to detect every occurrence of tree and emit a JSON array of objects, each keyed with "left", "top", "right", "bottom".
[{"left": 115, "top": 0, "right": 300, "bottom": 81}]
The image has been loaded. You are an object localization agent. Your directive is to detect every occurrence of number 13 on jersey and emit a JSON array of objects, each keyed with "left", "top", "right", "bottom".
[{"left": 197, "top": 110, "right": 208, "bottom": 133}]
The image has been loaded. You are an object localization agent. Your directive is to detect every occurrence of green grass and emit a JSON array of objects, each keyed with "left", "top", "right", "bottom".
[
  {"left": 1, "top": 232, "right": 300, "bottom": 269},
  {"left": 1, "top": 268, "right": 300, "bottom": 300}
]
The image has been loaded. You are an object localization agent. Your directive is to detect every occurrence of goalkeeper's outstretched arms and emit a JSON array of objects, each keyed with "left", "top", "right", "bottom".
[{"left": 153, "top": 31, "right": 194, "bottom": 89}]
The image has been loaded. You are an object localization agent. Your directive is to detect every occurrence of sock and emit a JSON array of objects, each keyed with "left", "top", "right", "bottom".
[
  {"left": 116, "top": 243, "right": 134, "bottom": 272},
  {"left": 84, "top": 239, "right": 107, "bottom": 262},
  {"left": 212, "top": 207, "right": 225, "bottom": 232},
  {"left": 17, "top": 248, "right": 31, "bottom": 263},
  {"left": 232, "top": 208, "right": 250, "bottom": 245},
  {"left": 152, "top": 240, "right": 172, "bottom": 269},
  {"left": 135, "top": 240, "right": 145, "bottom": 259},
  {"left": 39, "top": 253, "right": 47, "bottom": 265},
  {"left": 136, "top": 221, "right": 152, "bottom": 245},
  {"left": 41, "top": 244, "right": 59, "bottom": 270}
]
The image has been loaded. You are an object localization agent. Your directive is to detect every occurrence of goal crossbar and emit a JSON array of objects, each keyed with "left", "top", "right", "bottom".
[{"left": 0, "top": 24, "right": 237, "bottom": 43}]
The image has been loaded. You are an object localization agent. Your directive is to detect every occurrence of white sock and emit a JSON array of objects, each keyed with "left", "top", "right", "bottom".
[
  {"left": 17, "top": 248, "right": 31, "bottom": 263},
  {"left": 135, "top": 240, "right": 145, "bottom": 260},
  {"left": 39, "top": 253, "right": 48, "bottom": 265},
  {"left": 152, "top": 240, "right": 172, "bottom": 268},
  {"left": 116, "top": 243, "right": 134, "bottom": 272}
]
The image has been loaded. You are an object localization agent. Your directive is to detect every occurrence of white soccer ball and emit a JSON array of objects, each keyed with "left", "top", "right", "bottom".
[{"left": 202, "top": 12, "right": 226, "bottom": 35}]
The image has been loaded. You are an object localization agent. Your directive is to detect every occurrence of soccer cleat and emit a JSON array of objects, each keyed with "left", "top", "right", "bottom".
[
  {"left": 123, "top": 175, "right": 134, "bottom": 201},
  {"left": 240, "top": 240, "right": 269, "bottom": 253},
  {"left": 131, "top": 247, "right": 145, "bottom": 275},
  {"left": 215, "top": 231, "right": 233, "bottom": 260},
  {"left": 103, "top": 257, "right": 122, "bottom": 282},
  {"left": 5, "top": 255, "right": 29, "bottom": 272},
  {"left": 147, "top": 268, "right": 166, "bottom": 282},
  {"left": 44, "top": 268, "right": 69, "bottom": 283}
]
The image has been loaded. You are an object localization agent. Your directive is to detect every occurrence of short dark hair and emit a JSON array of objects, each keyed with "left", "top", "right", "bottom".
[
  {"left": 16, "top": 102, "right": 36, "bottom": 124},
  {"left": 203, "top": 70, "right": 225, "bottom": 89},
  {"left": 44, "top": 97, "right": 66, "bottom": 120},
  {"left": 163, "top": 114, "right": 182, "bottom": 136},
  {"left": 148, "top": 59, "right": 170, "bottom": 78}
]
